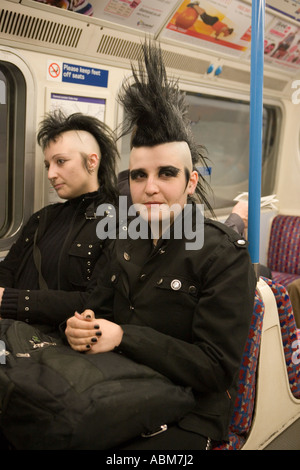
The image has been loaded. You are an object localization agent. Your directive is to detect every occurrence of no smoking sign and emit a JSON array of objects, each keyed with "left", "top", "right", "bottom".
[{"left": 47, "top": 60, "right": 62, "bottom": 82}]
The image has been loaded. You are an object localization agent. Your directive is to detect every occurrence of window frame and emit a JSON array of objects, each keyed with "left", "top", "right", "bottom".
[
  {"left": 183, "top": 90, "right": 282, "bottom": 213},
  {"left": 0, "top": 49, "right": 36, "bottom": 255}
]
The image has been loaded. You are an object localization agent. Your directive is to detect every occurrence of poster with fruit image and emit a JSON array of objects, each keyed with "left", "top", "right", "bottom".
[{"left": 162, "top": 0, "right": 252, "bottom": 57}]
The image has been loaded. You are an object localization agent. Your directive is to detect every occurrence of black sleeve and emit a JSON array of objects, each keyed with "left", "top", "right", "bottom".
[
  {"left": 0, "top": 212, "right": 38, "bottom": 287},
  {"left": 0, "top": 287, "right": 89, "bottom": 326},
  {"left": 0, "top": 247, "right": 108, "bottom": 327}
]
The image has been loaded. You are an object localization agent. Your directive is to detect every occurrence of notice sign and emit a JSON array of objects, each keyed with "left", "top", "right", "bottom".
[
  {"left": 47, "top": 60, "right": 109, "bottom": 87},
  {"left": 62, "top": 63, "right": 108, "bottom": 87},
  {"left": 48, "top": 62, "right": 61, "bottom": 80}
]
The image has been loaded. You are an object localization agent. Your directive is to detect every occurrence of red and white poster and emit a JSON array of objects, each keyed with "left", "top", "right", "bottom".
[
  {"left": 264, "top": 17, "right": 300, "bottom": 71},
  {"left": 162, "top": 0, "right": 252, "bottom": 57}
]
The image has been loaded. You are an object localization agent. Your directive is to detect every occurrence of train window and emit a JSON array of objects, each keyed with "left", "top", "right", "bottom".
[
  {"left": 186, "top": 93, "right": 281, "bottom": 210},
  {"left": 0, "top": 69, "right": 8, "bottom": 237},
  {"left": 0, "top": 57, "right": 34, "bottom": 254}
]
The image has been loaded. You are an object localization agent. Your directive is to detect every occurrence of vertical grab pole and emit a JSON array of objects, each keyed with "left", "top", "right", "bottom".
[{"left": 248, "top": 0, "right": 265, "bottom": 278}]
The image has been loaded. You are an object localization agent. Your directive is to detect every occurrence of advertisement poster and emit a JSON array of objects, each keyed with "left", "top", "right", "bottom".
[
  {"left": 162, "top": 0, "right": 252, "bottom": 57},
  {"left": 266, "top": 0, "right": 300, "bottom": 22},
  {"left": 264, "top": 17, "right": 300, "bottom": 71},
  {"left": 31, "top": 0, "right": 179, "bottom": 34},
  {"left": 32, "top": 0, "right": 94, "bottom": 16}
]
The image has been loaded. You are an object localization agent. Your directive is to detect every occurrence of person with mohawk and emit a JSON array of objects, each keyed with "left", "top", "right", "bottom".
[{"left": 65, "top": 42, "right": 256, "bottom": 450}]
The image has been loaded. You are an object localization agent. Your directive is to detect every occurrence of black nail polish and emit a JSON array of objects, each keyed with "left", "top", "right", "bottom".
[
  {"left": 94, "top": 324, "right": 100, "bottom": 329},
  {"left": 96, "top": 331, "right": 102, "bottom": 336},
  {"left": 91, "top": 337, "right": 97, "bottom": 343},
  {"left": 86, "top": 344, "right": 91, "bottom": 349}
]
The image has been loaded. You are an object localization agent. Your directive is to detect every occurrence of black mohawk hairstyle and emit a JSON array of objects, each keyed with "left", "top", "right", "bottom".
[{"left": 117, "top": 40, "right": 214, "bottom": 214}]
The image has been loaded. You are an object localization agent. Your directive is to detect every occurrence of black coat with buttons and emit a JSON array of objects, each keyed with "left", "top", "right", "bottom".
[
  {"left": 86, "top": 204, "right": 256, "bottom": 442},
  {"left": 0, "top": 190, "right": 114, "bottom": 330}
]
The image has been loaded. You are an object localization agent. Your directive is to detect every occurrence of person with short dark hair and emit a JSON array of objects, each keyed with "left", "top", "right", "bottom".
[
  {"left": 65, "top": 42, "right": 256, "bottom": 449},
  {"left": 0, "top": 110, "right": 119, "bottom": 333}
]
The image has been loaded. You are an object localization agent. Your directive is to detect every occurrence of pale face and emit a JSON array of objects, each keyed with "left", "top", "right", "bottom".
[
  {"left": 44, "top": 130, "right": 100, "bottom": 200},
  {"left": 129, "top": 141, "right": 198, "bottom": 233}
]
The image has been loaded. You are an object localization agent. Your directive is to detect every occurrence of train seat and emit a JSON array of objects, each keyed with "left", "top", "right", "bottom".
[
  {"left": 262, "top": 277, "right": 300, "bottom": 399},
  {"left": 241, "top": 278, "right": 300, "bottom": 450},
  {"left": 214, "top": 277, "right": 300, "bottom": 450},
  {"left": 267, "top": 215, "right": 300, "bottom": 286},
  {"left": 213, "top": 289, "right": 264, "bottom": 450}
]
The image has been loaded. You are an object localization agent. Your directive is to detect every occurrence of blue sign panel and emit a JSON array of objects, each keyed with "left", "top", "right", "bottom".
[{"left": 62, "top": 63, "right": 108, "bottom": 87}]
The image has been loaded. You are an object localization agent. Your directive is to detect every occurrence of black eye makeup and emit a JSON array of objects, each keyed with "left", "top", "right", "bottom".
[
  {"left": 130, "top": 165, "right": 180, "bottom": 181},
  {"left": 158, "top": 166, "right": 180, "bottom": 177},
  {"left": 130, "top": 169, "right": 147, "bottom": 180}
]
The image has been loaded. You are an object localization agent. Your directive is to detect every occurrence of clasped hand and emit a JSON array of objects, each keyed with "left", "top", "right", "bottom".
[{"left": 65, "top": 310, "right": 123, "bottom": 353}]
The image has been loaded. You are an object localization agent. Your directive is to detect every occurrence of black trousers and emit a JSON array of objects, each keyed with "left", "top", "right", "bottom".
[
  {"left": 200, "top": 12, "right": 219, "bottom": 26},
  {"left": 119, "top": 424, "right": 210, "bottom": 450}
]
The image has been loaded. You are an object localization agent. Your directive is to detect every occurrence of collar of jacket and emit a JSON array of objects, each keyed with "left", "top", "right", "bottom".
[
  {"left": 117, "top": 201, "right": 203, "bottom": 252},
  {"left": 68, "top": 188, "right": 113, "bottom": 219}
]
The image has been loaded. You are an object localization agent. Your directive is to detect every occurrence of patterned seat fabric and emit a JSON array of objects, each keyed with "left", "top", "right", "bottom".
[
  {"left": 262, "top": 277, "right": 300, "bottom": 399},
  {"left": 268, "top": 215, "right": 300, "bottom": 287},
  {"left": 213, "top": 290, "right": 264, "bottom": 450},
  {"left": 272, "top": 271, "right": 300, "bottom": 287},
  {"left": 215, "top": 277, "right": 300, "bottom": 450}
]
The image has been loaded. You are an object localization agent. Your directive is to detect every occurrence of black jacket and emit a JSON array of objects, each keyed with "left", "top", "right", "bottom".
[
  {"left": 86, "top": 205, "right": 256, "bottom": 442},
  {"left": 0, "top": 190, "right": 115, "bottom": 330}
]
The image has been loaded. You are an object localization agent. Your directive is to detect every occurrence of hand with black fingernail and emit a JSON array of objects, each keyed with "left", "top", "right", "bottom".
[
  {"left": 65, "top": 310, "right": 123, "bottom": 353},
  {"left": 65, "top": 310, "right": 100, "bottom": 352}
]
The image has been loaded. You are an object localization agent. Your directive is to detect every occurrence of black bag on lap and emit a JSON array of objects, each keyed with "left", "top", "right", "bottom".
[{"left": 0, "top": 319, "right": 196, "bottom": 450}]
